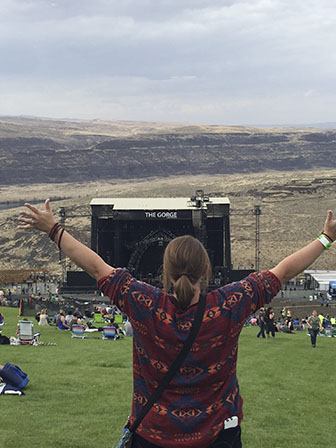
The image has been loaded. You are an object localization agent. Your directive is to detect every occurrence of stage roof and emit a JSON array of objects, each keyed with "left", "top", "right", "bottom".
[
  {"left": 305, "top": 270, "right": 336, "bottom": 286},
  {"left": 90, "top": 197, "right": 230, "bottom": 210}
]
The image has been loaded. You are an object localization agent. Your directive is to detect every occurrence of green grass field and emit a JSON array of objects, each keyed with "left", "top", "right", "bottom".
[{"left": 1, "top": 305, "right": 335, "bottom": 448}]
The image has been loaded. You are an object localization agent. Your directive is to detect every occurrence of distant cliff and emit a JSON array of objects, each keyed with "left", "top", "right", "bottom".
[{"left": 1, "top": 116, "right": 335, "bottom": 185}]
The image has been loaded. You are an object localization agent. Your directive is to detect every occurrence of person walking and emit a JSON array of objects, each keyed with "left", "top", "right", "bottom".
[
  {"left": 18, "top": 200, "right": 336, "bottom": 448},
  {"left": 264, "top": 307, "right": 277, "bottom": 340},
  {"left": 307, "top": 310, "right": 323, "bottom": 347},
  {"left": 256, "top": 307, "right": 266, "bottom": 338}
]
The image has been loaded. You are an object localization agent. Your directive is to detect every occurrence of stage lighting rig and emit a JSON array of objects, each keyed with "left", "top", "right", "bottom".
[{"left": 188, "top": 189, "right": 210, "bottom": 208}]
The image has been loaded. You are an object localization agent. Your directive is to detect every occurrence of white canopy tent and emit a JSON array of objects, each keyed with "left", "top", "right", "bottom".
[{"left": 304, "top": 270, "right": 336, "bottom": 291}]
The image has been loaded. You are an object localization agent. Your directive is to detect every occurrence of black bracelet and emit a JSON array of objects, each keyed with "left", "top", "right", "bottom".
[
  {"left": 49, "top": 223, "right": 60, "bottom": 239},
  {"left": 322, "top": 232, "right": 334, "bottom": 243},
  {"left": 58, "top": 228, "right": 65, "bottom": 249}
]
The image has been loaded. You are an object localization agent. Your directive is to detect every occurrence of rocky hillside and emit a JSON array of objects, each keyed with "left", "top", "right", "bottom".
[
  {"left": 1, "top": 170, "right": 336, "bottom": 275},
  {"left": 1, "top": 116, "right": 336, "bottom": 185}
]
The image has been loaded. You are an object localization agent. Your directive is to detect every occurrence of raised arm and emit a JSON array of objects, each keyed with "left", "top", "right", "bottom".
[
  {"left": 270, "top": 210, "right": 336, "bottom": 284},
  {"left": 18, "top": 199, "right": 113, "bottom": 280}
]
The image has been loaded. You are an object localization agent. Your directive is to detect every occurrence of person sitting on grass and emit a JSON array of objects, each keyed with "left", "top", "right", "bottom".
[
  {"left": 113, "top": 323, "right": 124, "bottom": 338},
  {"left": 69, "top": 314, "right": 87, "bottom": 331},
  {"left": 56, "top": 310, "right": 69, "bottom": 330},
  {"left": 73, "top": 307, "right": 83, "bottom": 319},
  {"left": 124, "top": 318, "right": 133, "bottom": 337},
  {"left": 39, "top": 308, "right": 49, "bottom": 326},
  {"left": 18, "top": 200, "right": 336, "bottom": 448},
  {"left": 65, "top": 310, "right": 74, "bottom": 325}
]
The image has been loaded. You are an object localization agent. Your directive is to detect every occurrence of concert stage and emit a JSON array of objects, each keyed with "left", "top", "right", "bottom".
[{"left": 90, "top": 192, "right": 232, "bottom": 283}]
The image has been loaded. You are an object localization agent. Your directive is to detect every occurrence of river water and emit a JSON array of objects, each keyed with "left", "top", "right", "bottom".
[{"left": 0, "top": 197, "right": 68, "bottom": 211}]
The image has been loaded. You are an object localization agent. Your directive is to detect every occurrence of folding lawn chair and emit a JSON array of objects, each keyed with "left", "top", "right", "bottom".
[
  {"left": 102, "top": 326, "right": 117, "bottom": 340},
  {"left": 18, "top": 320, "right": 35, "bottom": 345},
  {"left": 114, "top": 314, "right": 123, "bottom": 324},
  {"left": 94, "top": 313, "right": 104, "bottom": 324},
  {"left": 71, "top": 324, "right": 85, "bottom": 339}
]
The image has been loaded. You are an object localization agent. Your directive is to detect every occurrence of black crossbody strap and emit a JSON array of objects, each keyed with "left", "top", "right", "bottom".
[{"left": 129, "top": 293, "right": 207, "bottom": 433}]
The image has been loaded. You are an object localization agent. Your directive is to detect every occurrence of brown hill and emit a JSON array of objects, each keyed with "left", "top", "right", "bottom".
[
  {"left": 1, "top": 169, "right": 336, "bottom": 275},
  {"left": 1, "top": 116, "right": 336, "bottom": 185}
]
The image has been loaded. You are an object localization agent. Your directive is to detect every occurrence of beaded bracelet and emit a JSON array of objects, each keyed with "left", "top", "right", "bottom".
[
  {"left": 48, "top": 222, "right": 65, "bottom": 251},
  {"left": 49, "top": 223, "right": 61, "bottom": 241}
]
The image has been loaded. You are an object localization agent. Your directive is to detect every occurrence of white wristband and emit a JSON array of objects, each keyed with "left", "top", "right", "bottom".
[{"left": 317, "top": 234, "right": 332, "bottom": 250}]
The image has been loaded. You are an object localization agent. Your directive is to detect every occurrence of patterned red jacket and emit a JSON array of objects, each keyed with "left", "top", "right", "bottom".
[{"left": 98, "top": 269, "right": 281, "bottom": 447}]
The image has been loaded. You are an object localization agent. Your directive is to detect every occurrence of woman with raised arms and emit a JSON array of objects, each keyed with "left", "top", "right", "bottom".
[{"left": 18, "top": 199, "right": 336, "bottom": 448}]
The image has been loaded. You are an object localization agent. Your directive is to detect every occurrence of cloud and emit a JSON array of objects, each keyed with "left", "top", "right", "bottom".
[{"left": 1, "top": 0, "right": 336, "bottom": 124}]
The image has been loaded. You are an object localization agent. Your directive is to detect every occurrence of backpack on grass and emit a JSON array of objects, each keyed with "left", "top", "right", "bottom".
[
  {"left": 0, "top": 363, "right": 29, "bottom": 390},
  {"left": 0, "top": 335, "right": 10, "bottom": 345}
]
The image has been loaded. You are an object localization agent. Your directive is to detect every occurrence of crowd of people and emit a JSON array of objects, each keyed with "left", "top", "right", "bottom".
[
  {"left": 32, "top": 304, "right": 133, "bottom": 338},
  {"left": 0, "top": 303, "right": 134, "bottom": 346},
  {"left": 251, "top": 306, "right": 336, "bottom": 345},
  {"left": 2, "top": 284, "right": 335, "bottom": 345}
]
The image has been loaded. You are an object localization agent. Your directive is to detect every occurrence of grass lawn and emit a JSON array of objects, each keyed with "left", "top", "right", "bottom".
[{"left": 0, "top": 305, "right": 335, "bottom": 448}]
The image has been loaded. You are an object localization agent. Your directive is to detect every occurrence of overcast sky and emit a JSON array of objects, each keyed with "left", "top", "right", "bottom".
[{"left": 1, "top": 0, "right": 336, "bottom": 125}]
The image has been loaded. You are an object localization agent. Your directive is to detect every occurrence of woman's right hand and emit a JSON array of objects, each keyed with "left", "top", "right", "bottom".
[
  {"left": 271, "top": 210, "right": 336, "bottom": 283},
  {"left": 323, "top": 210, "right": 336, "bottom": 242},
  {"left": 18, "top": 199, "right": 57, "bottom": 234}
]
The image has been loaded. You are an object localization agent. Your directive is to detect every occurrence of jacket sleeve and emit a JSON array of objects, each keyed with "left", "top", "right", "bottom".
[
  {"left": 97, "top": 268, "right": 159, "bottom": 321},
  {"left": 218, "top": 270, "right": 281, "bottom": 323}
]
